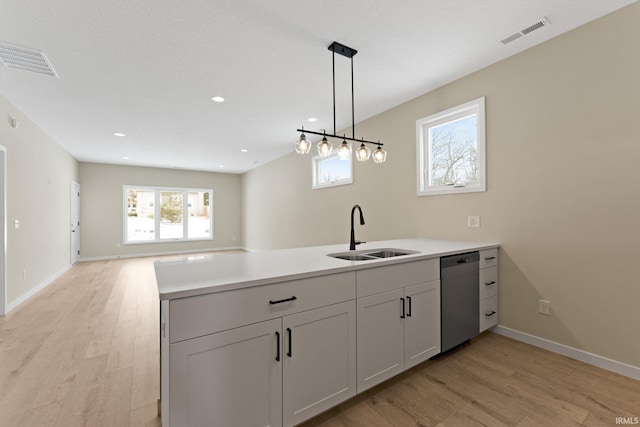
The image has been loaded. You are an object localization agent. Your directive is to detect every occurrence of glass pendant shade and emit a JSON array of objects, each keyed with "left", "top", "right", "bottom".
[
  {"left": 355, "top": 143, "right": 371, "bottom": 162},
  {"left": 295, "top": 132, "right": 311, "bottom": 154},
  {"left": 337, "top": 140, "right": 352, "bottom": 160},
  {"left": 317, "top": 136, "right": 333, "bottom": 157},
  {"left": 372, "top": 145, "right": 387, "bottom": 164}
]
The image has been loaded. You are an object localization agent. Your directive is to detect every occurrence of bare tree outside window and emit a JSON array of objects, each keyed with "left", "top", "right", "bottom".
[{"left": 429, "top": 114, "right": 478, "bottom": 186}]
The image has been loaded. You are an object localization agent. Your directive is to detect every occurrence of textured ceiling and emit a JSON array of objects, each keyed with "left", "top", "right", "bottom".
[{"left": 0, "top": 0, "right": 636, "bottom": 173}]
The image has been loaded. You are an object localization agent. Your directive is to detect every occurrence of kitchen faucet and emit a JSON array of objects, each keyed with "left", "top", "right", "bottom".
[{"left": 350, "top": 205, "right": 366, "bottom": 250}]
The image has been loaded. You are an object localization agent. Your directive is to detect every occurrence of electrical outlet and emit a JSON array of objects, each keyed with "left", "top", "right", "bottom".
[
  {"left": 467, "top": 216, "right": 481, "bottom": 228},
  {"left": 538, "top": 299, "right": 550, "bottom": 315}
]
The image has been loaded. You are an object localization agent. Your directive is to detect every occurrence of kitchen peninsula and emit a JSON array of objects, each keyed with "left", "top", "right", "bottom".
[{"left": 155, "top": 238, "right": 499, "bottom": 426}]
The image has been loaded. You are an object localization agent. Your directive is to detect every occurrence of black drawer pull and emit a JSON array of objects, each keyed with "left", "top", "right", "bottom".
[
  {"left": 485, "top": 311, "right": 497, "bottom": 317},
  {"left": 484, "top": 281, "right": 496, "bottom": 286},
  {"left": 406, "top": 296, "right": 412, "bottom": 317},
  {"left": 400, "top": 298, "right": 406, "bottom": 319},
  {"left": 484, "top": 256, "right": 496, "bottom": 260},
  {"left": 286, "top": 328, "right": 292, "bottom": 357},
  {"left": 269, "top": 296, "right": 297, "bottom": 305},
  {"left": 275, "top": 331, "right": 281, "bottom": 362}
]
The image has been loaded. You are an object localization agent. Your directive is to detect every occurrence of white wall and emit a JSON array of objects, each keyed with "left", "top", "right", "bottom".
[
  {"left": 79, "top": 162, "right": 242, "bottom": 259},
  {"left": 242, "top": 4, "right": 640, "bottom": 367},
  {"left": 0, "top": 95, "right": 79, "bottom": 310}
]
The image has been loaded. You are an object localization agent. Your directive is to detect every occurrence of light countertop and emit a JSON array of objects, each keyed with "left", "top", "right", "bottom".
[{"left": 154, "top": 238, "right": 499, "bottom": 300}]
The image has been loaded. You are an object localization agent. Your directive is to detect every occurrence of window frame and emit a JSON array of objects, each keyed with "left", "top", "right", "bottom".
[
  {"left": 123, "top": 185, "right": 214, "bottom": 244},
  {"left": 416, "top": 96, "right": 486, "bottom": 196},
  {"left": 311, "top": 149, "right": 354, "bottom": 190}
]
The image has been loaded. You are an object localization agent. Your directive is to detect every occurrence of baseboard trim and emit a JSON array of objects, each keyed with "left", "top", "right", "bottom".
[
  {"left": 493, "top": 325, "right": 640, "bottom": 381},
  {"left": 79, "top": 245, "right": 246, "bottom": 262},
  {"left": 6, "top": 264, "right": 73, "bottom": 313}
]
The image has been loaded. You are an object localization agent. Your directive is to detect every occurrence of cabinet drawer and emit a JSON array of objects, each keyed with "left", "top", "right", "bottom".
[
  {"left": 479, "top": 248, "right": 498, "bottom": 269},
  {"left": 479, "top": 296, "right": 498, "bottom": 332},
  {"left": 479, "top": 266, "right": 498, "bottom": 300},
  {"left": 170, "top": 272, "right": 356, "bottom": 343},
  {"left": 356, "top": 258, "right": 439, "bottom": 298}
]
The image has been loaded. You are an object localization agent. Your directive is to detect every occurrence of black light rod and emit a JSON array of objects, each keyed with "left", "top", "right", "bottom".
[{"left": 297, "top": 129, "right": 384, "bottom": 147}]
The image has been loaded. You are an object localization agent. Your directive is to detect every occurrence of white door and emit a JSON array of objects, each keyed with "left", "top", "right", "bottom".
[
  {"left": 282, "top": 301, "right": 356, "bottom": 427},
  {"left": 356, "top": 288, "right": 405, "bottom": 393},
  {"left": 170, "top": 318, "right": 283, "bottom": 427},
  {"left": 404, "top": 281, "right": 441, "bottom": 368},
  {"left": 0, "top": 146, "right": 5, "bottom": 315},
  {"left": 70, "top": 181, "right": 80, "bottom": 264}
]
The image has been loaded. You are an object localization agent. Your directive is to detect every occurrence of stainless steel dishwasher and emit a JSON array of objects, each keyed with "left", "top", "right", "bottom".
[{"left": 440, "top": 251, "right": 479, "bottom": 352}]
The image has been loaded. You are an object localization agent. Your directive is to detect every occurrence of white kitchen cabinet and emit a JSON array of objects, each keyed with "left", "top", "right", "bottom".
[
  {"left": 282, "top": 301, "right": 356, "bottom": 427},
  {"left": 356, "top": 289, "right": 405, "bottom": 391},
  {"left": 169, "top": 318, "right": 283, "bottom": 427},
  {"left": 404, "top": 281, "right": 440, "bottom": 369},
  {"left": 356, "top": 259, "right": 440, "bottom": 393},
  {"left": 479, "top": 249, "right": 498, "bottom": 331},
  {"left": 164, "top": 273, "right": 357, "bottom": 427}
]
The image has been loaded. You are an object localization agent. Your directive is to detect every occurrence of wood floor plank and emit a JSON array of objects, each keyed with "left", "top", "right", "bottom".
[{"left": 1, "top": 252, "right": 639, "bottom": 426}]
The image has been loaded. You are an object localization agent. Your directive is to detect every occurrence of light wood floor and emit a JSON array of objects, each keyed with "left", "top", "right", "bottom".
[{"left": 1, "top": 254, "right": 638, "bottom": 426}]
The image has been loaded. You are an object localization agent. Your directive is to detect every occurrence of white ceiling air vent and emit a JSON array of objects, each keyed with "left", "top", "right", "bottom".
[
  {"left": 0, "top": 43, "right": 58, "bottom": 77},
  {"left": 499, "top": 17, "right": 551, "bottom": 46}
]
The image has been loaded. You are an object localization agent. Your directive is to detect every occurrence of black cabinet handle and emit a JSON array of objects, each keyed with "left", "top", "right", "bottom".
[
  {"left": 400, "top": 298, "right": 405, "bottom": 319},
  {"left": 286, "top": 328, "right": 292, "bottom": 357},
  {"left": 275, "top": 331, "right": 281, "bottom": 362},
  {"left": 484, "top": 281, "right": 496, "bottom": 286},
  {"left": 406, "top": 296, "right": 412, "bottom": 317},
  {"left": 269, "top": 296, "right": 297, "bottom": 305},
  {"left": 485, "top": 311, "right": 497, "bottom": 317},
  {"left": 485, "top": 256, "right": 496, "bottom": 260}
]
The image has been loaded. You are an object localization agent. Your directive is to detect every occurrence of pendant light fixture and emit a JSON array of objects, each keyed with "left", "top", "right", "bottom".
[{"left": 295, "top": 41, "right": 387, "bottom": 163}]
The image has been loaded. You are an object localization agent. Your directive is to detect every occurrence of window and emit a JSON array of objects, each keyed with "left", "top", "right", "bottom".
[
  {"left": 312, "top": 150, "right": 353, "bottom": 189},
  {"left": 416, "top": 97, "right": 486, "bottom": 196},
  {"left": 124, "top": 186, "right": 213, "bottom": 243}
]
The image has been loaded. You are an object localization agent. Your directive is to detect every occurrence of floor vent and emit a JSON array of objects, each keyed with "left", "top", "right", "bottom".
[
  {"left": 0, "top": 42, "right": 58, "bottom": 77},
  {"left": 499, "top": 17, "right": 550, "bottom": 45}
]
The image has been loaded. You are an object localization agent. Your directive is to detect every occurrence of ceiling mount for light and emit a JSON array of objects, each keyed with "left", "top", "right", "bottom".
[{"left": 295, "top": 41, "right": 387, "bottom": 163}]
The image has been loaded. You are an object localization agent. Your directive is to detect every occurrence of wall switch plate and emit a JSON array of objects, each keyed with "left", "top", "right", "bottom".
[
  {"left": 538, "top": 299, "right": 550, "bottom": 315},
  {"left": 467, "top": 216, "right": 481, "bottom": 228},
  {"left": 14, "top": 219, "right": 19, "bottom": 229}
]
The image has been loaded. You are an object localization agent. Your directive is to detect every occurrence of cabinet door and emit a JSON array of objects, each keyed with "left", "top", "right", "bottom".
[
  {"left": 404, "top": 281, "right": 441, "bottom": 368},
  {"left": 170, "top": 319, "right": 282, "bottom": 427},
  {"left": 282, "top": 301, "right": 356, "bottom": 427},
  {"left": 356, "top": 289, "right": 405, "bottom": 393}
]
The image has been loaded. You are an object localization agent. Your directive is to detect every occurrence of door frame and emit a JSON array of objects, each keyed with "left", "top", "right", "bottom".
[
  {"left": 0, "top": 146, "right": 6, "bottom": 315},
  {"left": 70, "top": 181, "right": 80, "bottom": 264}
]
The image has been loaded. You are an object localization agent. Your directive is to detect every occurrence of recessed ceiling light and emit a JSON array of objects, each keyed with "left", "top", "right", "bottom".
[
  {"left": 122, "top": 156, "right": 130, "bottom": 160},
  {"left": 114, "top": 132, "right": 126, "bottom": 137},
  {"left": 240, "top": 149, "right": 248, "bottom": 153},
  {"left": 307, "top": 117, "right": 318, "bottom": 122},
  {"left": 211, "top": 96, "right": 225, "bottom": 103},
  {"left": 218, "top": 164, "right": 224, "bottom": 168}
]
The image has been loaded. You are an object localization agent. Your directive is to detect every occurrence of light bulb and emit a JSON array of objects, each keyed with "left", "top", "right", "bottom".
[
  {"left": 337, "top": 139, "right": 352, "bottom": 160},
  {"left": 355, "top": 143, "right": 371, "bottom": 162},
  {"left": 373, "top": 145, "right": 387, "bottom": 164},
  {"left": 295, "top": 132, "right": 311, "bottom": 154},
  {"left": 317, "top": 136, "right": 333, "bottom": 157}
]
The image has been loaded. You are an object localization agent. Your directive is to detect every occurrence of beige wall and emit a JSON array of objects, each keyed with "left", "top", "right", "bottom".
[
  {"left": 242, "top": 4, "right": 640, "bottom": 367},
  {"left": 79, "top": 162, "right": 242, "bottom": 259},
  {"left": 0, "top": 95, "right": 80, "bottom": 310}
]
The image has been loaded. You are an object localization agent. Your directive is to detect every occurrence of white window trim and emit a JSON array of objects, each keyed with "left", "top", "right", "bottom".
[
  {"left": 416, "top": 96, "right": 486, "bottom": 196},
  {"left": 312, "top": 150, "right": 354, "bottom": 190},
  {"left": 123, "top": 185, "right": 214, "bottom": 244}
]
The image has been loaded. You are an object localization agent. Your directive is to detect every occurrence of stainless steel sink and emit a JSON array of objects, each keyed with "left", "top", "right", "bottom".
[
  {"left": 365, "top": 249, "right": 414, "bottom": 258},
  {"left": 328, "top": 248, "right": 419, "bottom": 261},
  {"left": 331, "top": 254, "right": 377, "bottom": 261}
]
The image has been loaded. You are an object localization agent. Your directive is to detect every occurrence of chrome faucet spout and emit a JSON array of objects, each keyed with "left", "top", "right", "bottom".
[{"left": 350, "top": 205, "right": 366, "bottom": 250}]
